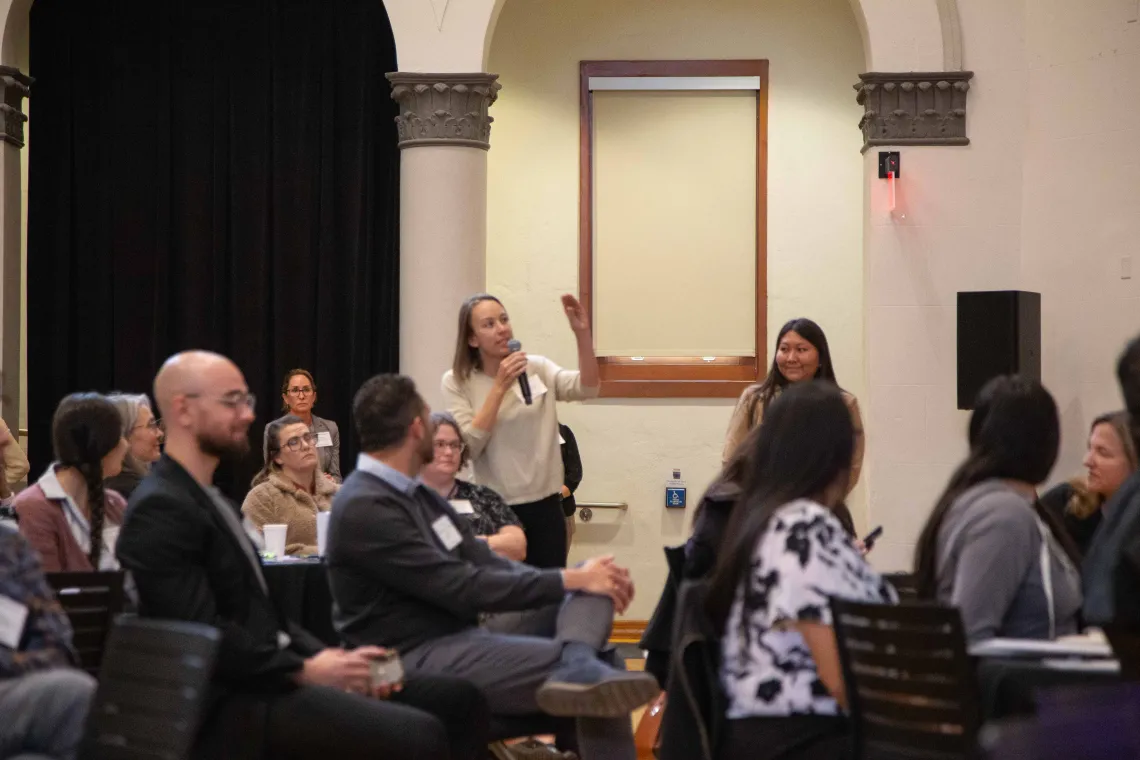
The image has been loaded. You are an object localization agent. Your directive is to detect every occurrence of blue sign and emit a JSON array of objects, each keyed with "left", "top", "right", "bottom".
[{"left": 665, "top": 487, "right": 687, "bottom": 508}]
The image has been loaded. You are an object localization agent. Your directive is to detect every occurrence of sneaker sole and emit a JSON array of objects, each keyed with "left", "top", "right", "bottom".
[{"left": 535, "top": 675, "right": 660, "bottom": 718}]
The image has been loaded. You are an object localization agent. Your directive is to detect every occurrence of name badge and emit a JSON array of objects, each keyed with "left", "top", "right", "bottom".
[
  {"left": 316, "top": 431, "right": 334, "bottom": 448},
  {"left": 432, "top": 516, "right": 463, "bottom": 551},
  {"left": 0, "top": 594, "right": 29, "bottom": 649},
  {"left": 449, "top": 499, "right": 475, "bottom": 515}
]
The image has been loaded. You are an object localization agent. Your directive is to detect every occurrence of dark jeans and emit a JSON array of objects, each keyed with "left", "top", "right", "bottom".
[
  {"left": 720, "top": 715, "right": 850, "bottom": 760},
  {"left": 197, "top": 674, "right": 489, "bottom": 760},
  {"left": 511, "top": 493, "right": 567, "bottom": 569}
]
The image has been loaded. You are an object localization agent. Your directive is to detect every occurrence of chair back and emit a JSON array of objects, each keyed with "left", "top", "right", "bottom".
[
  {"left": 47, "top": 571, "right": 126, "bottom": 676},
  {"left": 80, "top": 617, "right": 221, "bottom": 760},
  {"left": 831, "top": 598, "right": 981, "bottom": 760},
  {"left": 658, "top": 579, "right": 724, "bottom": 760},
  {"left": 1104, "top": 625, "right": 1140, "bottom": 681},
  {"left": 882, "top": 572, "right": 919, "bottom": 603}
]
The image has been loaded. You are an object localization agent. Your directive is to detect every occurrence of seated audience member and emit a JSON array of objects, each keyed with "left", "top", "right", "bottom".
[
  {"left": 1, "top": 416, "right": 30, "bottom": 503},
  {"left": 0, "top": 523, "right": 96, "bottom": 760},
  {"left": 914, "top": 376, "right": 1082, "bottom": 644},
  {"left": 327, "top": 374, "right": 659, "bottom": 760},
  {"left": 1084, "top": 336, "right": 1140, "bottom": 626},
  {"left": 560, "top": 423, "right": 582, "bottom": 553},
  {"left": 263, "top": 369, "right": 341, "bottom": 482},
  {"left": 419, "top": 411, "right": 526, "bottom": 561},
  {"left": 116, "top": 352, "right": 489, "bottom": 760},
  {"left": 706, "top": 382, "right": 896, "bottom": 760},
  {"left": 242, "top": 415, "right": 336, "bottom": 556},
  {"left": 1041, "top": 411, "right": 1138, "bottom": 556},
  {"left": 105, "top": 393, "right": 164, "bottom": 499},
  {"left": 15, "top": 393, "right": 129, "bottom": 572}
]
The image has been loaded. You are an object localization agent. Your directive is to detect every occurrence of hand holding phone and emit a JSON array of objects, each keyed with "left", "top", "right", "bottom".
[{"left": 861, "top": 525, "right": 884, "bottom": 552}]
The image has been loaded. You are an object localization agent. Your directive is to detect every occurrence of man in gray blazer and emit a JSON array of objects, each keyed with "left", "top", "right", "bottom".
[{"left": 327, "top": 374, "right": 658, "bottom": 760}]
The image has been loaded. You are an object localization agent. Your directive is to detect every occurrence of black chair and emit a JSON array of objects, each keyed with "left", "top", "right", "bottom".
[
  {"left": 658, "top": 579, "right": 723, "bottom": 760},
  {"left": 882, "top": 572, "right": 919, "bottom": 603},
  {"left": 831, "top": 598, "right": 981, "bottom": 760},
  {"left": 1103, "top": 625, "right": 1140, "bottom": 681},
  {"left": 80, "top": 617, "right": 221, "bottom": 760},
  {"left": 47, "top": 571, "right": 126, "bottom": 676}
]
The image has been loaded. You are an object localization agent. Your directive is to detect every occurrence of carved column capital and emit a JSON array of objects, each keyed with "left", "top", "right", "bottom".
[
  {"left": 0, "top": 66, "right": 31, "bottom": 149},
  {"left": 854, "top": 71, "right": 973, "bottom": 152},
  {"left": 386, "top": 72, "right": 501, "bottom": 150}
]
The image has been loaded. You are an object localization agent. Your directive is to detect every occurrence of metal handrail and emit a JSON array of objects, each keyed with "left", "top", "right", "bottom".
[{"left": 575, "top": 501, "right": 628, "bottom": 523}]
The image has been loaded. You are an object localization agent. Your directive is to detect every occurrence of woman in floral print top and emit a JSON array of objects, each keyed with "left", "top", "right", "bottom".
[
  {"left": 420, "top": 412, "right": 527, "bottom": 562},
  {"left": 707, "top": 382, "right": 896, "bottom": 760}
]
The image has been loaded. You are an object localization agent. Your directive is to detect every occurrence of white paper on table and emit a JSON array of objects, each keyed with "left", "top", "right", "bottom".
[{"left": 969, "top": 636, "right": 1113, "bottom": 659}]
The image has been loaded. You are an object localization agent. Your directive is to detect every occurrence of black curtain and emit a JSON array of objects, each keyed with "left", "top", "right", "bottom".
[{"left": 27, "top": 0, "right": 400, "bottom": 498}]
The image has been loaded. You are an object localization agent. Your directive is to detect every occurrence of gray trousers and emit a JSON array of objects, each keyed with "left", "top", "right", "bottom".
[
  {"left": 0, "top": 668, "right": 96, "bottom": 760},
  {"left": 407, "top": 593, "right": 635, "bottom": 760}
]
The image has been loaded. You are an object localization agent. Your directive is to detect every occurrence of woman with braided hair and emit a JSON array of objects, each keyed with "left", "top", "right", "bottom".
[{"left": 14, "top": 393, "right": 130, "bottom": 571}]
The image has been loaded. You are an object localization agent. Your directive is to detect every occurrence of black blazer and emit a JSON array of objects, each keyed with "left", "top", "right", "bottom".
[
  {"left": 116, "top": 455, "right": 323, "bottom": 696},
  {"left": 560, "top": 424, "right": 582, "bottom": 517}
]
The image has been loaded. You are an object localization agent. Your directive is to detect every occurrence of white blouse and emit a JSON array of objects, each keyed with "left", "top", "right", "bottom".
[{"left": 442, "top": 355, "right": 597, "bottom": 506}]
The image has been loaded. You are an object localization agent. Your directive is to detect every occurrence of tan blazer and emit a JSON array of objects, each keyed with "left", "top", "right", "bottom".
[
  {"left": 1, "top": 417, "right": 30, "bottom": 491},
  {"left": 722, "top": 383, "right": 865, "bottom": 491},
  {"left": 241, "top": 470, "right": 337, "bottom": 555}
]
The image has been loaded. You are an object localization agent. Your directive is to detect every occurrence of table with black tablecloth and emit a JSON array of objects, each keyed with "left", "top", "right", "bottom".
[
  {"left": 262, "top": 558, "right": 338, "bottom": 646},
  {"left": 977, "top": 658, "right": 1121, "bottom": 719}
]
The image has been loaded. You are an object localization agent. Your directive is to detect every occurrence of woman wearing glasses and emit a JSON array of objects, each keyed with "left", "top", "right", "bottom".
[
  {"left": 263, "top": 368, "right": 341, "bottom": 482},
  {"left": 419, "top": 412, "right": 527, "bottom": 561},
  {"left": 243, "top": 415, "right": 338, "bottom": 556},
  {"left": 105, "top": 393, "right": 164, "bottom": 499}
]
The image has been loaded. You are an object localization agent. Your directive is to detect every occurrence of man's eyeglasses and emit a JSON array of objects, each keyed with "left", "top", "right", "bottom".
[
  {"left": 185, "top": 392, "right": 257, "bottom": 411},
  {"left": 283, "top": 432, "right": 316, "bottom": 451},
  {"left": 433, "top": 441, "right": 465, "bottom": 453},
  {"left": 287, "top": 386, "right": 314, "bottom": 397}
]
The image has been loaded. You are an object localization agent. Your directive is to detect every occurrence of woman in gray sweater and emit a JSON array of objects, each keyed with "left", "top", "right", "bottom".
[{"left": 914, "top": 376, "right": 1082, "bottom": 644}]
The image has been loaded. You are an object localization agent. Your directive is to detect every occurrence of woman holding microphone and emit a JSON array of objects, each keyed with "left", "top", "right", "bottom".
[{"left": 442, "top": 293, "right": 599, "bottom": 569}]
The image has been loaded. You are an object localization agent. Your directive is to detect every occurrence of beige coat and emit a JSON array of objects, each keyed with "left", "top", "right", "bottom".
[
  {"left": 1, "top": 417, "right": 30, "bottom": 491},
  {"left": 722, "top": 383, "right": 865, "bottom": 491},
  {"left": 241, "top": 470, "right": 337, "bottom": 555}
]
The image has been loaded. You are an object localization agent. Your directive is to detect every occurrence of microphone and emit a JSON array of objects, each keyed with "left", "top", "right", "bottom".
[{"left": 507, "top": 339, "right": 532, "bottom": 405}]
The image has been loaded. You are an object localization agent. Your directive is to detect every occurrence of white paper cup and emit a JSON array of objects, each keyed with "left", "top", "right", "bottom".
[
  {"left": 263, "top": 524, "right": 288, "bottom": 558},
  {"left": 316, "top": 511, "right": 331, "bottom": 556}
]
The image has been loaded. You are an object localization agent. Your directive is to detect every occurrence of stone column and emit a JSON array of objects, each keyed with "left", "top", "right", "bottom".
[
  {"left": 387, "top": 72, "right": 501, "bottom": 410},
  {"left": 0, "top": 66, "right": 30, "bottom": 435}
]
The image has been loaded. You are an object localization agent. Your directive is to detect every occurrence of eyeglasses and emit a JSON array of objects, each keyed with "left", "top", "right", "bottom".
[
  {"left": 133, "top": 418, "right": 164, "bottom": 432},
  {"left": 287, "top": 386, "right": 314, "bottom": 397},
  {"left": 433, "top": 441, "right": 465, "bottom": 453},
  {"left": 283, "top": 432, "right": 316, "bottom": 451},
  {"left": 185, "top": 392, "right": 257, "bottom": 411}
]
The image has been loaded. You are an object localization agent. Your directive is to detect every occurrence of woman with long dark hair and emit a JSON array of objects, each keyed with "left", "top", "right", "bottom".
[
  {"left": 707, "top": 382, "right": 895, "bottom": 760},
  {"left": 14, "top": 393, "right": 129, "bottom": 571},
  {"left": 913, "top": 376, "right": 1082, "bottom": 644},
  {"left": 723, "top": 318, "right": 864, "bottom": 491},
  {"left": 442, "top": 293, "right": 599, "bottom": 569}
]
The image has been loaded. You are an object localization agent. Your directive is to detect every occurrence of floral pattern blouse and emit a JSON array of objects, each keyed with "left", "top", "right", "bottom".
[{"left": 721, "top": 499, "right": 896, "bottom": 719}]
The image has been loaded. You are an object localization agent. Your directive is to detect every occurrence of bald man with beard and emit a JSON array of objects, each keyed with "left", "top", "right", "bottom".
[{"left": 116, "top": 351, "right": 489, "bottom": 760}]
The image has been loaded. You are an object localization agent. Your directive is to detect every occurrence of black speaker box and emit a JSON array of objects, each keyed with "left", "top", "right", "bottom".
[{"left": 957, "top": 291, "right": 1041, "bottom": 410}]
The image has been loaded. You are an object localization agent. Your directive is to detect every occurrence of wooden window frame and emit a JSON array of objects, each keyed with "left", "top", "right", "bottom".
[{"left": 579, "top": 60, "right": 769, "bottom": 399}]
